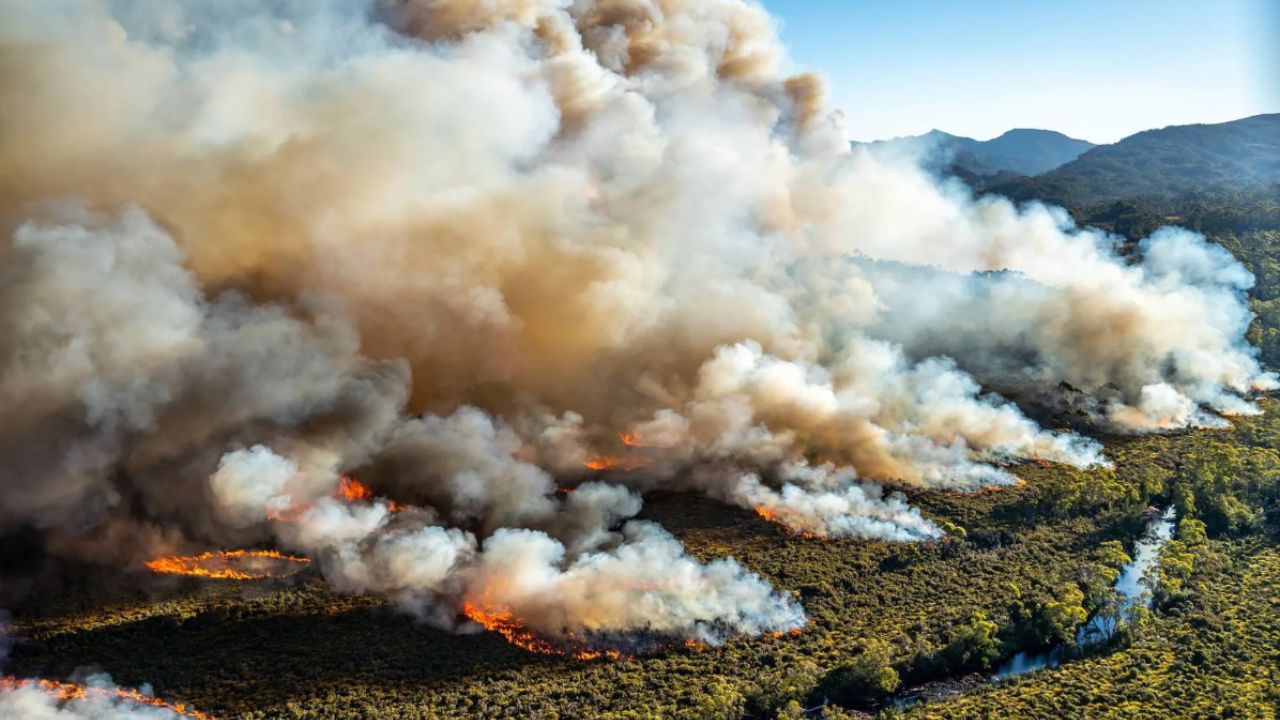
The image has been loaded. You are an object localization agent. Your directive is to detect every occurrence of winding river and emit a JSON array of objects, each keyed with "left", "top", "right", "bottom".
[
  {"left": 889, "top": 506, "right": 1178, "bottom": 708},
  {"left": 994, "top": 506, "right": 1176, "bottom": 677}
]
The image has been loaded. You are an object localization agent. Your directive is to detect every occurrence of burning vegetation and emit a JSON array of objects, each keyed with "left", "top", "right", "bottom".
[
  {"left": 582, "top": 455, "right": 653, "bottom": 472},
  {"left": 268, "top": 476, "right": 404, "bottom": 524},
  {"left": 145, "top": 549, "right": 310, "bottom": 581},
  {"left": 581, "top": 433, "right": 657, "bottom": 471},
  {"left": 753, "top": 507, "right": 820, "bottom": 539},
  {"left": 337, "top": 476, "right": 373, "bottom": 502},
  {"left": 0, "top": 677, "right": 213, "bottom": 719},
  {"left": 462, "top": 602, "right": 624, "bottom": 661}
]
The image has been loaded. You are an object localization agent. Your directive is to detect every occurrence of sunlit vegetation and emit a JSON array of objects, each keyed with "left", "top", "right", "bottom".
[
  {"left": 902, "top": 401, "right": 1280, "bottom": 719},
  {"left": 905, "top": 541, "right": 1280, "bottom": 720}
]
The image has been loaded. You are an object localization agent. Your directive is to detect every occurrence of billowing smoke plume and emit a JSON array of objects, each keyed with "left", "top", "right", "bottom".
[
  {"left": 0, "top": 0, "right": 1270, "bottom": 648},
  {"left": 209, "top": 442, "right": 804, "bottom": 644}
]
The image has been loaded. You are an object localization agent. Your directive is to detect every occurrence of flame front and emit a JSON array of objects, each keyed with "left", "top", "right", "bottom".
[
  {"left": 753, "top": 506, "right": 820, "bottom": 539},
  {"left": 461, "top": 602, "right": 622, "bottom": 661},
  {"left": 0, "top": 677, "right": 213, "bottom": 719},
  {"left": 582, "top": 455, "right": 652, "bottom": 471},
  {"left": 462, "top": 600, "right": 798, "bottom": 659},
  {"left": 145, "top": 549, "right": 310, "bottom": 580}
]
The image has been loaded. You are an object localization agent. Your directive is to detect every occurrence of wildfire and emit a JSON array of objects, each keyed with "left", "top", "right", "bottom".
[
  {"left": 145, "top": 549, "right": 310, "bottom": 580},
  {"left": 579, "top": 431, "right": 659, "bottom": 471},
  {"left": 337, "top": 475, "right": 372, "bottom": 502},
  {"left": 582, "top": 455, "right": 652, "bottom": 472},
  {"left": 462, "top": 599, "right": 803, "bottom": 660},
  {"left": 268, "top": 475, "right": 403, "bottom": 523},
  {"left": 0, "top": 677, "right": 213, "bottom": 719},
  {"left": 753, "top": 506, "right": 820, "bottom": 539},
  {"left": 461, "top": 602, "right": 622, "bottom": 661},
  {"left": 940, "top": 476, "right": 1028, "bottom": 497}
]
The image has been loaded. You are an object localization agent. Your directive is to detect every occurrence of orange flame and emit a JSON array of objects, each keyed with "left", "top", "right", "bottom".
[
  {"left": 338, "top": 475, "right": 373, "bottom": 502},
  {"left": 753, "top": 507, "right": 819, "bottom": 539},
  {"left": 267, "top": 475, "right": 403, "bottom": 523},
  {"left": 0, "top": 677, "right": 213, "bottom": 719},
  {"left": 582, "top": 455, "right": 652, "bottom": 472},
  {"left": 461, "top": 599, "right": 794, "bottom": 660},
  {"left": 145, "top": 549, "right": 310, "bottom": 580},
  {"left": 337, "top": 475, "right": 405, "bottom": 511},
  {"left": 619, "top": 432, "right": 645, "bottom": 447},
  {"left": 461, "top": 602, "right": 622, "bottom": 661}
]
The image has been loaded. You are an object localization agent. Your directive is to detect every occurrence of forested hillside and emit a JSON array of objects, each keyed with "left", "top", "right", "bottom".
[{"left": 992, "top": 114, "right": 1280, "bottom": 206}]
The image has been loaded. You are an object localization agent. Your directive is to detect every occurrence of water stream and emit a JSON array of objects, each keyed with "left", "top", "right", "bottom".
[
  {"left": 887, "top": 507, "right": 1177, "bottom": 708},
  {"left": 993, "top": 506, "right": 1176, "bottom": 677}
]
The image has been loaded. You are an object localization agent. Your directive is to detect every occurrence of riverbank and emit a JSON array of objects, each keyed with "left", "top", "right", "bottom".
[{"left": 885, "top": 506, "right": 1178, "bottom": 712}]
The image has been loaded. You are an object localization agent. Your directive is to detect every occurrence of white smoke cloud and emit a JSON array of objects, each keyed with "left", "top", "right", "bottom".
[
  {"left": 731, "top": 467, "right": 940, "bottom": 541},
  {"left": 464, "top": 521, "right": 806, "bottom": 646},
  {"left": 209, "top": 445, "right": 804, "bottom": 646},
  {"left": 855, "top": 220, "right": 1273, "bottom": 430},
  {"left": 209, "top": 446, "right": 299, "bottom": 527}
]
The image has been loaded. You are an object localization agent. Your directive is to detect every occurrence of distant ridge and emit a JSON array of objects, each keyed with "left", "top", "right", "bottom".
[
  {"left": 991, "top": 113, "right": 1280, "bottom": 207},
  {"left": 855, "top": 128, "right": 1096, "bottom": 178}
]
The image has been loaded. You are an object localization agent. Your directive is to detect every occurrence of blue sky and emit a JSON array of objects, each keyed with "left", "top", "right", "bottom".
[{"left": 764, "top": 0, "right": 1280, "bottom": 143}]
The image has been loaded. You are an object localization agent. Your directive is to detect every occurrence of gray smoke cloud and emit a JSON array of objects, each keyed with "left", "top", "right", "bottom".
[
  {"left": 0, "top": 0, "right": 1271, "bottom": 649},
  {"left": 209, "top": 443, "right": 805, "bottom": 646}
]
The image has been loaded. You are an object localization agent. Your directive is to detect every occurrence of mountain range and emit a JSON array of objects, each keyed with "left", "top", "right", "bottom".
[
  {"left": 860, "top": 114, "right": 1280, "bottom": 210},
  {"left": 857, "top": 128, "right": 1096, "bottom": 181},
  {"left": 992, "top": 113, "right": 1280, "bottom": 207}
]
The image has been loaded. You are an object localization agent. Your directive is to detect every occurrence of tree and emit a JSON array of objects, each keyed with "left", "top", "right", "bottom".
[
  {"left": 938, "top": 612, "right": 1002, "bottom": 671},
  {"left": 1036, "top": 585, "right": 1089, "bottom": 645},
  {"left": 816, "top": 639, "right": 900, "bottom": 706}
]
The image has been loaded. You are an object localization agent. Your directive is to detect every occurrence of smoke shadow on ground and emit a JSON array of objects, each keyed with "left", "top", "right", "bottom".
[{"left": 5, "top": 598, "right": 558, "bottom": 714}]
